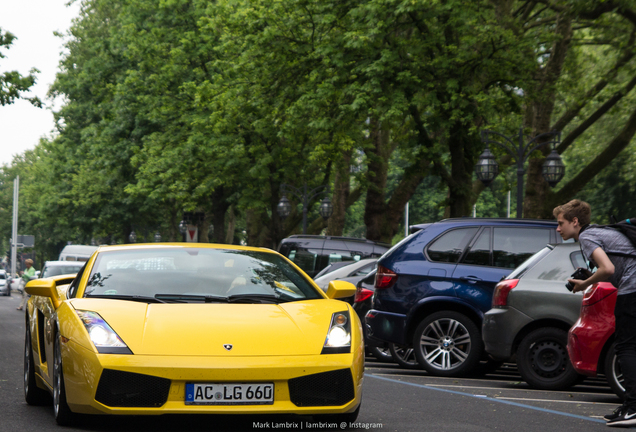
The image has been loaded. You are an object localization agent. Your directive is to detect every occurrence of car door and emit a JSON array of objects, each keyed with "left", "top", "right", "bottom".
[{"left": 452, "top": 226, "right": 554, "bottom": 313}]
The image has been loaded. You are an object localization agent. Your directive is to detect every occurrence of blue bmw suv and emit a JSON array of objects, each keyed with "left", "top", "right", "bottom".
[{"left": 365, "top": 218, "right": 560, "bottom": 377}]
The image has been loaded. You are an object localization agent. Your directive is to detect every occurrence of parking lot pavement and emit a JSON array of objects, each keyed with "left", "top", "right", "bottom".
[{"left": 363, "top": 358, "right": 620, "bottom": 429}]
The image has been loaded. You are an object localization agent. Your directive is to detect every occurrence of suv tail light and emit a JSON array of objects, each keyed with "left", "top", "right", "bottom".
[
  {"left": 375, "top": 265, "right": 397, "bottom": 289},
  {"left": 582, "top": 282, "right": 616, "bottom": 306},
  {"left": 492, "top": 279, "right": 519, "bottom": 307},
  {"left": 354, "top": 286, "right": 374, "bottom": 303}
]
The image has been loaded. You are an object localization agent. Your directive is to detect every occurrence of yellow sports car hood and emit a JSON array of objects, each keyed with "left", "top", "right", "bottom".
[{"left": 69, "top": 299, "right": 351, "bottom": 356}]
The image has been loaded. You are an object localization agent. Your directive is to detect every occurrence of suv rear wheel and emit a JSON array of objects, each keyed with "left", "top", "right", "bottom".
[
  {"left": 412, "top": 311, "right": 482, "bottom": 377},
  {"left": 517, "top": 327, "right": 582, "bottom": 390}
]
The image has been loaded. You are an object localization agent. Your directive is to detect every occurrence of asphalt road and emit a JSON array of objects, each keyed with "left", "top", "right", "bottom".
[{"left": 0, "top": 293, "right": 621, "bottom": 431}]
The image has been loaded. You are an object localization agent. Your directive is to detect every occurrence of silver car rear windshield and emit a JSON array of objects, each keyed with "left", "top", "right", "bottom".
[
  {"left": 505, "top": 246, "right": 553, "bottom": 280},
  {"left": 83, "top": 248, "right": 322, "bottom": 302}
]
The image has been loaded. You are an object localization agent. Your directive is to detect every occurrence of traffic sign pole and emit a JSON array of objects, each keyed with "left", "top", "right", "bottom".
[{"left": 11, "top": 176, "right": 19, "bottom": 278}]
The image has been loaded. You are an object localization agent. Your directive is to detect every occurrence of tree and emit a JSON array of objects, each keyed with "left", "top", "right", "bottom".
[{"left": 0, "top": 28, "right": 40, "bottom": 107}]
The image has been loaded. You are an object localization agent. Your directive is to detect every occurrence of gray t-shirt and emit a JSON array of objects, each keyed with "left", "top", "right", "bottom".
[{"left": 579, "top": 226, "right": 636, "bottom": 295}]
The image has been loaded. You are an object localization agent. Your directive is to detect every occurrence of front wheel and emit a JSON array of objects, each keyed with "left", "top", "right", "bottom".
[
  {"left": 517, "top": 327, "right": 582, "bottom": 390},
  {"left": 389, "top": 343, "right": 420, "bottom": 369},
  {"left": 604, "top": 341, "right": 626, "bottom": 400},
  {"left": 53, "top": 334, "right": 75, "bottom": 426},
  {"left": 412, "top": 311, "right": 482, "bottom": 377}
]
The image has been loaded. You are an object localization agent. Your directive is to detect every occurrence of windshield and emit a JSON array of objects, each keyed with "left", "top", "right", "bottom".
[
  {"left": 83, "top": 247, "right": 322, "bottom": 303},
  {"left": 505, "top": 246, "right": 553, "bottom": 280},
  {"left": 42, "top": 265, "right": 83, "bottom": 278}
]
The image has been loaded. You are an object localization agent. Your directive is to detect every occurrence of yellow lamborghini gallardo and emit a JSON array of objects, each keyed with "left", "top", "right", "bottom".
[{"left": 24, "top": 244, "right": 363, "bottom": 426}]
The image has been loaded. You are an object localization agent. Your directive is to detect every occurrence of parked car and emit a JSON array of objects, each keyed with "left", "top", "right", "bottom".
[
  {"left": 279, "top": 235, "right": 389, "bottom": 278},
  {"left": 568, "top": 282, "right": 623, "bottom": 398},
  {"left": 25, "top": 244, "right": 363, "bottom": 425},
  {"left": 482, "top": 243, "right": 588, "bottom": 390},
  {"left": 0, "top": 270, "right": 8, "bottom": 296},
  {"left": 314, "top": 261, "right": 359, "bottom": 279},
  {"left": 40, "top": 261, "right": 85, "bottom": 278},
  {"left": 351, "top": 270, "right": 395, "bottom": 364},
  {"left": 314, "top": 258, "right": 377, "bottom": 292},
  {"left": 365, "top": 217, "right": 562, "bottom": 377},
  {"left": 58, "top": 244, "right": 98, "bottom": 262}
]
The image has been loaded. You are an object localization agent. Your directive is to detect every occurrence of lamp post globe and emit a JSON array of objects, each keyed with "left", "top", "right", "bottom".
[
  {"left": 178, "top": 220, "right": 187, "bottom": 234},
  {"left": 475, "top": 147, "right": 499, "bottom": 187},
  {"left": 277, "top": 196, "right": 292, "bottom": 220},
  {"left": 542, "top": 149, "right": 566, "bottom": 187},
  {"left": 319, "top": 196, "right": 333, "bottom": 219}
]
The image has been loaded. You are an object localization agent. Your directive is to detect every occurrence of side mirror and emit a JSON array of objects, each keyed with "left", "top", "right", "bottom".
[
  {"left": 326, "top": 280, "right": 356, "bottom": 299},
  {"left": 25, "top": 279, "right": 60, "bottom": 308},
  {"left": 25, "top": 274, "right": 75, "bottom": 309}
]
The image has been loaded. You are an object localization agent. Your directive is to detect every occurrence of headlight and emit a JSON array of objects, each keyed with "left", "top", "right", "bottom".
[
  {"left": 322, "top": 311, "right": 351, "bottom": 354},
  {"left": 76, "top": 311, "right": 132, "bottom": 354}
]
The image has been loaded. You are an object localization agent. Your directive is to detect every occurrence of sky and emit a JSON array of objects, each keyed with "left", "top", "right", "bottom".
[{"left": 0, "top": 0, "right": 81, "bottom": 167}]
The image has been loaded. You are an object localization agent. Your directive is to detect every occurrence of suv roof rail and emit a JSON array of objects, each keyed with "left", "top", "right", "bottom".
[{"left": 282, "top": 235, "right": 390, "bottom": 247}]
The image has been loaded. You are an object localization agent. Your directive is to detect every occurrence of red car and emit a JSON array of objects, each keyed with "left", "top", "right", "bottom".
[{"left": 567, "top": 282, "right": 624, "bottom": 398}]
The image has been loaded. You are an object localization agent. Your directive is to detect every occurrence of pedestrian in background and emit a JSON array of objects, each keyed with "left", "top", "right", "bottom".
[
  {"left": 554, "top": 199, "right": 636, "bottom": 427},
  {"left": 16, "top": 258, "right": 36, "bottom": 311}
]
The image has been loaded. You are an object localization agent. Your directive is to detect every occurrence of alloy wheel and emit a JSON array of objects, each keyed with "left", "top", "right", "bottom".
[{"left": 417, "top": 317, "right": 471, "bottom": 370}]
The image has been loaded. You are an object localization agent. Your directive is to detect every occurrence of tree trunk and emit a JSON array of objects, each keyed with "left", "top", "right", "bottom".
[
  {"left": 364, "top": 120, "right": 391, "bottom": 241},
  {"left": 524, "top": 14, "right": 572, "bottom": 218},
  {"left": 326, "top": 150, "right": 351, "bottom": 236}
]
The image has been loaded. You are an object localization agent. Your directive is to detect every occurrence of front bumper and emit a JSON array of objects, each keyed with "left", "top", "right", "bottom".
[
  {"left": 61, "top": 340, "right": 364, "bottom": 416},
  {"left": 482, "top": 307, "right": 533, "bottom": 360},
  {"left": 568, "top": 317, "right": 612, "bottom": 377}
]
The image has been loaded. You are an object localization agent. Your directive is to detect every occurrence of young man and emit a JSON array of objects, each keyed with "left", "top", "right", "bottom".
[{"left": 554, "top": 199, "right": 636, "bottom": 427}]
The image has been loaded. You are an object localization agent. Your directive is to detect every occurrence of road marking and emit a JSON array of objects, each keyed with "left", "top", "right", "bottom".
[
  {"left": 368, "top": 374, "right": 606, "bottom": 424},
  {"left": 369, "top": 373, "right": 616, "bottom": 397},
  {"left": 495, "top": 397, "right": 617, "bottom": 406}
]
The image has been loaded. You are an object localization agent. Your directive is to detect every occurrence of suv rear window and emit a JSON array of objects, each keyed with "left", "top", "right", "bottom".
[{"left": 493, "top": 227, "right": 551, "bottom": 269}]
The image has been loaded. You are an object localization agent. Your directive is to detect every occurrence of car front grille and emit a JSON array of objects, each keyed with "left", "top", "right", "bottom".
[
  {"left": 95, "top": 369, "right": 171, "bottom": 407},
  {"left": 288, "top": 369, "right": 355, "bottom": 407}
]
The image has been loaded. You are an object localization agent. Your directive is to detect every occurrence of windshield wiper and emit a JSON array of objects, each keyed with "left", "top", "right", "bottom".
[
  {"left": 85, "top": 294, "right": 166, "bottom": 304},
  {"left": 227, "top": 293, "right": 287, "bottom": 304},
  {"left": 154, "top": 294, "right": 229, "bottom": 303}
]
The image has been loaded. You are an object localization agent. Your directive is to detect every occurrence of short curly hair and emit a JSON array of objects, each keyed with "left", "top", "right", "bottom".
[{"left": 553, "top": 199, "right": 591, "bottom": 226}]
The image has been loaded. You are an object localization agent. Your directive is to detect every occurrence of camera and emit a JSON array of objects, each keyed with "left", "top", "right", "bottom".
[{"left": 565, "top": 267, "right": 593, "bottom": 292}]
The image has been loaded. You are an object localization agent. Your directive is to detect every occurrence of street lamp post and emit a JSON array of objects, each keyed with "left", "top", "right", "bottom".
[
  {"left": 475, "top": 128, "right": 565, "bottom": 218},
  {"left": 276, "top": 183, "right": 333, "bottom": 234},
  {"left": 128, "top": 225, "right": 162, "bottom": 243}
]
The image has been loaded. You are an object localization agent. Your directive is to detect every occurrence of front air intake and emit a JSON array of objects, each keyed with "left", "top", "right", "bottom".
[
  {"left": 95, "top": 369, "right": 171, "bottom": 407},
  {"left": 288, "top": 369, "right": 355, "bottom": 406}
]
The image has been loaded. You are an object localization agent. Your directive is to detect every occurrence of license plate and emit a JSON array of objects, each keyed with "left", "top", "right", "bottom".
[{"left": 185, "top": 383, "right": 274, "bottom": 405}]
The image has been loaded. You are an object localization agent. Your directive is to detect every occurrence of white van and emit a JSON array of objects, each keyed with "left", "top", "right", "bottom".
[{"left": 58, "top": 245, "right": 98, "bottom": 262}]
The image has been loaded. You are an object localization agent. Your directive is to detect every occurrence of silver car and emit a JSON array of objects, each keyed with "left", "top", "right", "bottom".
[
  {"left": 482, "top": 242, "right": 587, "bottom": 390},
  {"left": 313, "top": 258, "right": 377, "bottom": 292},
  {"left": 40, "top": 261, "right": 84, "bottom": 278},
  {"left": 0, "top": 270, "right": 8, "bottom": 296}
]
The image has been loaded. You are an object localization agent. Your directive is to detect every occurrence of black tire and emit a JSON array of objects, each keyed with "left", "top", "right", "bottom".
[
  {"left": 604, "top": 341, "right": 626, "bottom": 400},
  {"left": 472, "top": 355, "right": 504, "bottom": 376},
  {"left": 517, "top": 327, "right": 582, "bottom": 390},
  {"left": 53, "top": 334, "right": 75, "bottom": 426},
  {"left": 316, "top": 403, "right": 360, "bottom": 424},
  {"left": 24, "top": 327, "right": 50, "bottom": 405},
  {"left": 369, "top": 345, "right": 393, "bottom": 363},
  {"left": 412, "top": 311, "right": 482, "bottom": 377},
  {"left": 389, "top": 343, "right": 420, "bottom": 369}
]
